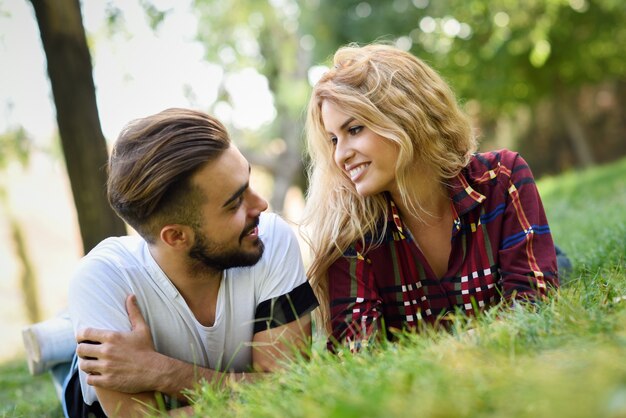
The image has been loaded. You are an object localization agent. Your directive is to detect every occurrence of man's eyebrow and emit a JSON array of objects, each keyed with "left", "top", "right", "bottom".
[{"left": 222, "top": 165, "right": 251, "bottom": 208}]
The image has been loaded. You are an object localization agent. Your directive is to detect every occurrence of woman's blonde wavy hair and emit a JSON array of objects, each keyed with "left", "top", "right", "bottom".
[{"left": 300, "top": 43, "right": 477, "bottom": 335}]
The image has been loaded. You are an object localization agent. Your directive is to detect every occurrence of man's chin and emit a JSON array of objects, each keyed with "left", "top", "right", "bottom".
[
  {"left": 246, "top": 239, "right": 265, "bottom": 263},
  {"left": 230, "top": 239, "right": 264, "bottom": 268}
]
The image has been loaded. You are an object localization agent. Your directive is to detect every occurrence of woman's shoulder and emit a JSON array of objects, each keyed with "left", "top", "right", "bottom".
[
  {"left": 469, "top": 149, "right": 523, "bottom": 171},
  {"left": 464, "top": 148, "right": 531, "bottom": 182}
]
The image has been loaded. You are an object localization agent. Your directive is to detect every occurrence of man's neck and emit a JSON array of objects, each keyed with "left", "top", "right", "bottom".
[{"left": 148, "top": 245, "right": 223, "bottom": 327}]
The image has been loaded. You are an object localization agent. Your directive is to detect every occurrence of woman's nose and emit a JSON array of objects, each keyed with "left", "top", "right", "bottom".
[{"left": 334, "top": 137, "right": 355, "bottom": 168}]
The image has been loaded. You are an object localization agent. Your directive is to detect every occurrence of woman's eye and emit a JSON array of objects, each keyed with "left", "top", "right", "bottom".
[
  {"left": 330, "top": 136, "right": 338, "bottom": 146},
  {"left": 348, "top": 126, "right": 363, "bottom": 136}
]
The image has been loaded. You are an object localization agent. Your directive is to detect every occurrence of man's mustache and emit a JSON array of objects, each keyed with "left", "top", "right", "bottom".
[{"left": 240, "top": 217, "right": 260, "bottom": 240}]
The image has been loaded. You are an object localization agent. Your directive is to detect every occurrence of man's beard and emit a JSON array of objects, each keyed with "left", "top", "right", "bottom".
[{"left": 188, "top": 220, "right": 264, "bottom": 272}]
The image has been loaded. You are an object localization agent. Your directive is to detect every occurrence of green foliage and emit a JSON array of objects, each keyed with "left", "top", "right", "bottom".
[
  {"left": 0, "top": 128, "right": 30, "bottom": 170},
  {"left": 300, "top": 0, "right": 626, "bottom": 116},
  {"left": 139, "top": 0, "right": 169, "bottom": 29},
  {"left": 0, "top": 128, "right": 31, "bottom": 204},
  {"left": 0, "top": 358, "right": 62, "bottom": 418},
  {"left": 179, "top": 0, "right": 310, "bottom": 166},
  {"left": 181, "top": 156, "right": 626, "bottom": 417}
]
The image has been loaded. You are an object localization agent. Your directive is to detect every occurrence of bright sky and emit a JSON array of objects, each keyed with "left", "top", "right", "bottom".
[{"left": 0, "top": 0, "right": 276, "bottom": 146}]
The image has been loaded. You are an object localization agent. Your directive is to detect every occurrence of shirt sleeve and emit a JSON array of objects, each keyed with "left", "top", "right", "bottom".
[
  {"left": 68, "top": 256, "right": 134, "bottom": 335},
  {"left": 253, "top": 214, "right": 318, "bottom": 333},
  {"left": 498, "top": 151, "right": 559, "bottom": 300},
  {"left": 67, "top": 253, "right": 134, "bottom": 406},
  {"left": 327, "top": 247, "right": 382, "bottom": 352}
]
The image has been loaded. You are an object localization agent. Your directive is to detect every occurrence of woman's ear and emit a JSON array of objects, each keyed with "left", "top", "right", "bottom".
[{"left": 160, "top": 224, "right": 193, "bottom": 249}]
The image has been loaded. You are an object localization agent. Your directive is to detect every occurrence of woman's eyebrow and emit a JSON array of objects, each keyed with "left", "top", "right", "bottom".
[{"left": 327, "top": 117, "right": 355, "bottom": 135}]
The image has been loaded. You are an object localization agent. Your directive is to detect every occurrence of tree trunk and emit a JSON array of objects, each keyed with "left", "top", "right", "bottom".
[
  {"left": 29, "top": 0, "right": 126, "bottom": 253},
  {"left": 264, "top": 43, "right": 311, "bottom": 214},
  {"left": 556, "top": 88, "right": 595, "bottom": 168},
  {"left": 243, "top": 146, "right": 302, "bottom": 214},
  {"left": 11, "top": 217, "right": 41, "bottom": 323}
]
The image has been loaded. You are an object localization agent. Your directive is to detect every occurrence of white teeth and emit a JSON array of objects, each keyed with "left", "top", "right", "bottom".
[{"left": 349, "top": 163, "right": 369, "bottom": 179}]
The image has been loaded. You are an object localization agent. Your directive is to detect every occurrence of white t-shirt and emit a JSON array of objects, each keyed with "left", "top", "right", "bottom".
[{"left": 68, "top": 212, "right": 311, "bottom": 405}]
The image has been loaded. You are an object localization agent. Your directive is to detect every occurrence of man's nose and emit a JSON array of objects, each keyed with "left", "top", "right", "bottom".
[{"left": 249, "top": 189, "right": 268, "bottom": 215}]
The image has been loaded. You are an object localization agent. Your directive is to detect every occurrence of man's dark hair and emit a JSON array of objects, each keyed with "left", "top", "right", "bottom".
[{"left": 107, "top": 108, "right": 230, "bottom": 242}]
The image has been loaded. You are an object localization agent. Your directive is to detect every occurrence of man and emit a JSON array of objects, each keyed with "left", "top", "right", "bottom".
[{"left": 62, "top": 108, "right": 318, "bottom": 417}]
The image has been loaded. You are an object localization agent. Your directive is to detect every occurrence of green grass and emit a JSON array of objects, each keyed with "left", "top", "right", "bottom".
[
  {"left": 185, "top": 156, "right": 626, "bottom": 418},
  {"left": 2, "top": 157, "right": 625, "bottom": 417},
  {"left": 0, "top": 357, "right": 63, "bottom": 418},
  {"left": 538, "top": 158, "right": 626, "bottom": 277}
]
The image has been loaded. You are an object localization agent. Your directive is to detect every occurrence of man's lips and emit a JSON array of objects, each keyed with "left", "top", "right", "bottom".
[{"left": 241, "top": 218, "right": 260, "bottom": 240}]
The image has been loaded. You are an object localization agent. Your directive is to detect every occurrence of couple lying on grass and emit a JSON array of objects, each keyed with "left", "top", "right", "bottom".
[{"left": 27, "top": 43, "right": 562, "bottom": 417}]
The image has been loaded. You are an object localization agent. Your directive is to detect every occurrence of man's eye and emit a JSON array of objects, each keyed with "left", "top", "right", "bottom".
[
  {"left": 348, "top": 126, "right": 363, "bottom": 136},
  {"left": 230, "top": 196, "right": 244, "bottom": 211}
]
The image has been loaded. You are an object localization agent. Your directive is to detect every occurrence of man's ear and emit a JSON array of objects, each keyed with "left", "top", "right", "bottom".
[{"left": 160, "top": 224, "right": 193, "bottom": 249}]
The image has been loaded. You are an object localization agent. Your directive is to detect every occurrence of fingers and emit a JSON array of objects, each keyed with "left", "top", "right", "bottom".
[
  {"left": 78, "top": 358, "right": 102, "bottom": 375},
  {"left": 76, "top": 327, "right": 110, "bottom": 344},
  {"left": 125, "top": 294, "right": 147, "bottom": 331},
  {"left": 83, "top": 368, "right": 114, "bottom": 388},
  {"left": 85, "top": 373, "right": 102, "bottom": 387},
  {"left": 76, "top": 340, "right": 103, "bottom": 360}
]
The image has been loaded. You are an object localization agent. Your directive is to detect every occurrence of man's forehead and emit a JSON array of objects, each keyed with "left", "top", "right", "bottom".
[
  {"left": 223, "top": 145, "right": 250, "bottom": 175},
  {"left": 193, "top": 146, "right": 250, "bottom": 204}
]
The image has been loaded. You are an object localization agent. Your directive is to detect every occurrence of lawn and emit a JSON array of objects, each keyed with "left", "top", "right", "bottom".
[
  {"left": 2, "top": 156, "right": 625, "bottom": 418},
  {"left": 187, "top": 156, "right": 626, "bottom": 418},
  {"left": 0, "top": 358, "right": 63, "bottom": 417}
]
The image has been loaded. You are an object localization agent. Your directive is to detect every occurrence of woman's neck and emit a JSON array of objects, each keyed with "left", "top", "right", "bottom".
[{"left": 389, "top": 169, "right": 450, "bottom": 226}]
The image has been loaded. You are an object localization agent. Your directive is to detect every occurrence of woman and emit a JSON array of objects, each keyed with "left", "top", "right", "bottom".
[{"left": 301, "top": 43, "right": 559, "bottom": 351}]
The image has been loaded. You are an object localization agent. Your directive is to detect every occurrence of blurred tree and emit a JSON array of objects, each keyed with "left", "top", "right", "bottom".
[
  {"left": 94, "top": 0, "right": 311, "bottom": 212},
  {"left": 299, "top": 0, "right": 626, "bottom": 169},
  {"left": 0, "top": 128, "right": 40, "bottom": 323},
  {"left": 29, "top": 0, "right": 126, "bottom": 254},
  {"left": 189, "top": 0, "right": 312, "bottom": 212}
]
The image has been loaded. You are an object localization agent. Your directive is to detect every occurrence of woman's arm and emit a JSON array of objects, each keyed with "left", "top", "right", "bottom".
[
  {"left": 498, "top": 152, "right": 559, "bottom": 300},
  {"left": 327, "top": 253, "right": 383, "bottom": 352}
]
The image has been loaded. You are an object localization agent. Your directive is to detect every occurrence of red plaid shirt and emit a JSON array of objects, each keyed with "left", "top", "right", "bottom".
[{"left": 327, "top": 149, "right": 559, "bottom": 350}]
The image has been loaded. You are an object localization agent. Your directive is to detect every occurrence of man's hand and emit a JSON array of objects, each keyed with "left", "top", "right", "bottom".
[{"left": 76, "top": 294, "right": 162, "bottom": 393}]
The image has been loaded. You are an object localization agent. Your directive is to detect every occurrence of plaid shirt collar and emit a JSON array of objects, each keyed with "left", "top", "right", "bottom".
[
  {"left": 449, "top": 170, "right": 487, "bottom": 215},
  {"left": 386, "top": 169, "right": 487, "bottom": 235}
]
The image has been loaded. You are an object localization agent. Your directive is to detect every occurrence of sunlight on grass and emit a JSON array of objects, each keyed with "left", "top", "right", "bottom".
[
  {"left": 183, "top": 157, "right": 626, "bottom": 418},
  {"left": 3, "top": 157, "right": 625, "bottom": 417}
]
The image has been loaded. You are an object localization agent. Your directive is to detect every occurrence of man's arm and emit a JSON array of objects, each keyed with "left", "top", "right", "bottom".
[
  {"left": 77, "top": 295, "right": 312, "bottom": 400},
  {"left": 76, "top": 295, "right": 194, "bottom": 416},
  {"left": 250, "top": 313, "right": 312, "bottom": 371},
  {"left": 91, "top": 387, "right": 193, "bottom": 418},
  {"left": 78, "top": 295, "right": 225, "bottom": 398}
]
